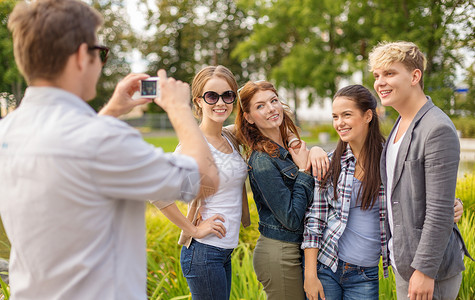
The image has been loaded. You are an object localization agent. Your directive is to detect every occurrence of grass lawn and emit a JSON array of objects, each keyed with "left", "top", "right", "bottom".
[{"left": 143, "top": 136, "right": 179, "bottom": 152}]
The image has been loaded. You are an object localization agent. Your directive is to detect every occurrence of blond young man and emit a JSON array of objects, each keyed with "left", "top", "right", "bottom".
[
  {"left": 369, "top": 41, "right": 471, "bottom": 300},
  {"left": 0, "top": 0, "right": 219, "bottom": 299}
]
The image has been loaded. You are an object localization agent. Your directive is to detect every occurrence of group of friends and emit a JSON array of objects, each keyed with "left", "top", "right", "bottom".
[{"left": 0, "top": 0, "right": 471, "bottom": 300}]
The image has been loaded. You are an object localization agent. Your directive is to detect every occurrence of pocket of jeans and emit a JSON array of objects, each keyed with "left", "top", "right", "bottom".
[
  {"left": 360, "top": 266, "right": 379, "bottom": 281},
  {"left": 316, "top": 262, "right": 324, "bottom": 272},
  {"left": 180, "top": 244, "right": 194, "bottom": 276}
]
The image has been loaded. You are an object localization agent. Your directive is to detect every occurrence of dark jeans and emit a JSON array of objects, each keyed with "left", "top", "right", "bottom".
[
  {"left": 316, "top": 260, "right": 379, "bottom": 300},
  {"left": 180, "top": 239, "right": 234, "bottom": 300}
]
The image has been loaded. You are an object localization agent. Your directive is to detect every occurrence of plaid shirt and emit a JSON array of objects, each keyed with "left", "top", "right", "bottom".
[{"left": 302, "top": 145, "right": 389, "bottom": 277}]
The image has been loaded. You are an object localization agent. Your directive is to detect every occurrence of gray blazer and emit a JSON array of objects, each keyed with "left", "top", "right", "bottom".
[{"left": 381, "top": 97, "right": 470, "bottom": 281}]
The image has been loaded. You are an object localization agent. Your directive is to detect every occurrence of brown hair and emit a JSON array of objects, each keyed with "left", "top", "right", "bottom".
[
  {"left": 8, "top": 0, "right": 103, "bottom": 84},
  {"left": 321, "top": 85, "right": 385, "bottom": 210},
  {"left": 191, "top": 65, "right": 238, "bottom": 119},
  {"left": 368, "top": 41, "right": 427, "bottom": 89},
  {"left": 235, "top": 81, "right": 300, "bottom": 158}
]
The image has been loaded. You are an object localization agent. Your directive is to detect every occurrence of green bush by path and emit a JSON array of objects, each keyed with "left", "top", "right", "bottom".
[
  {"left": 453, "top": 118, "right": 475, "bottom": 138},
  {"left": 146, "top": 183, "right": 475, "bottom": 299},
  {"left": 456, "top": 173, "right": 475, "bottom": 299},
  {"left": 1, "top": 133, "right": 473, "bottom": 298},
  {"left": 457, "top": 210, "right": 475, "bottom": 299},
  {"left": 457, "top": 173, "right": 475, "bottom": 210},
  {"left": 146, "top": 205, "right": 190, "bottom": 299},
  {"left": 145, "top": 199, "right": 266, "bottom": 300}
]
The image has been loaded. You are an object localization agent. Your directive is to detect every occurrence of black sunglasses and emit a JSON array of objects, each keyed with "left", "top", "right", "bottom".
[
  {"left": 88, "top": 45, "right": 110, "bottom": 65},
  {"left": 201, "top": 90, "right": 236, "bottom": 105}
]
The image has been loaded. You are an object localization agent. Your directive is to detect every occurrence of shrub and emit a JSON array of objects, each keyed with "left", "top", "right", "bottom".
[
  {"left": 453, "top": 118, "right": 475, "bottom": 138},
  {"left": 307, "top": 123, "right": 339, "bottom": 143}
]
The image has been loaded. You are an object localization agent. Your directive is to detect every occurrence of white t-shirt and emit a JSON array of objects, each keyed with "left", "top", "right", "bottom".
[
  {"left": 195, "top": 137, "right": 247, "bottom": 249},
  {"left": 386, "top": 120, "right": 405, "bottom": 269},
  {"left": 0, "top": 87, "right": 200, "bottom": 300}
]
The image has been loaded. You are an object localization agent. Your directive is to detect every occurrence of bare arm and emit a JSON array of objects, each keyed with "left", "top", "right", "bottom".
[
  {"left": 285, "top": 130, "right": 330, "bottom": 180},
  {"left": 159, "top": 203, "right": 226, "bottom": 239},
  {"left": 454, "top": 198, "right": 463, "bottom": 223},
  {"left": 155, "top": 70, "right": 219, "bottom": 199},
  {"left": 306, "top": 146, "right": 330, "bottom": 180},
  {"left": 304, "top": 248, "right": 325, "bottom": 300},
  {"left": 98, "top": 73, "right": 153, "bottom": 117}
]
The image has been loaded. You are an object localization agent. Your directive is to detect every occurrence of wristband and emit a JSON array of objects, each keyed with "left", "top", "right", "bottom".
[
  {"left": 298, "top": 168, "right": 311, "bottom": 175},
  {"left": 288, "top": 137, "right": 300, "bottom": 148}
]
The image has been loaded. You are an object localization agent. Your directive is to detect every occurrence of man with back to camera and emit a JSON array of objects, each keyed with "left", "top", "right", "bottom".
[
  {"left": 0, "top": 0, "right": 220, "bottom": 299},
  {"left": 369, "top": 41, "right": 471, "bottom": 300}
]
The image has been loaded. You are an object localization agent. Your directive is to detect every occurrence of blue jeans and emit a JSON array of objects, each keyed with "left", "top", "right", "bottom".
[
  {"left": 316, "top": 260, "right": 379, "bottom": 300},
  {"left": 180, "top": 239, "right": 234, "bottom": 300}
]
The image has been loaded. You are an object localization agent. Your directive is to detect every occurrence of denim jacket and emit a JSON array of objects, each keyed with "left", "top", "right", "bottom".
[{"left": 248, "top": 144, "right": 314, "bottom": 243}]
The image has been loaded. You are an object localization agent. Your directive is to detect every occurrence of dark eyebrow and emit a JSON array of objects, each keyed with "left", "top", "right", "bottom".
[
  {"left": 254, "top": 94, "right": 278, "bottom": 105},
  {"left": 267, "top": 94, "right": 278, "bottom": 101},
  {"left": 332, "top": 109, "right": 353, "bottom": 116}
]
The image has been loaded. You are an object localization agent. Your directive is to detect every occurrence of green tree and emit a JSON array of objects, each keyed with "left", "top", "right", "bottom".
[
  {"left": 359, "top": 0, "right": 474, "bottom": 116},
  {"left": 1, "top": 1, "right": 137, "bottom": 113},
  {"left": 138, "top": 0, "right": 254, "bottom": 113},
  {"left": 88, "top": 0, "right": 136, "bottom": 111},
  {"left": 458, "top": 62, "right": 475, "bottom": 116},
  {"left": 232, "top": 0, "right": 350, "bottom": 123},
  {"left": 233, "top": 0, "right": 475, "bottom": 120},
  {"left": 140, "top": 0, "right": 253, "bottom": 81},
  {"left": 140, "top": 0, "right": 198, "bottom": 84},
  {"left": 0, "top": 0, "right": 26, "bottom": 109}
]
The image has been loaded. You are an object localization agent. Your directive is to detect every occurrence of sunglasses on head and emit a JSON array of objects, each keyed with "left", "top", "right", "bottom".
[
  {"left": 88, "top": 45, "right": 110, "bottom": 65},
  {"left": 200, "top": 90, "right": 236, "bottom": 105}
]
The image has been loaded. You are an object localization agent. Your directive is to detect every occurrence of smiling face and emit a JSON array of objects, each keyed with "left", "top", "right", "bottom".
[
  {"left": 244, "top": 89, "right": 284, "bottom": 137},
  {"left": 198, "top": 76, "right": 234, "bottom": 125},
  {"left": 332, "top": 96, "right": 372, "bottom": 149},
  {"left": 372, "top": 61, "right": 421, "bottom": 110}
]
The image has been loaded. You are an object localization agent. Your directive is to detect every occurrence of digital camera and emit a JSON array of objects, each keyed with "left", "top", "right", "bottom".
[{"left": 140, "top": 77, "right": 160, "bottom": 98}]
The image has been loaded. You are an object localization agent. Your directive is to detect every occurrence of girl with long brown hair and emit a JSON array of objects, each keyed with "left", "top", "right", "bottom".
[
  {"left": 302, "top": 84, "right": 388, "bottom": 299},
  {"left": 235, "top": 80, "right": 316, "bottom": 299}
]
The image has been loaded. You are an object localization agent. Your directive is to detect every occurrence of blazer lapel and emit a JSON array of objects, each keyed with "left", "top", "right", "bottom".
[
  {"left": 380, "top": 119, "right": 399, "bottom": 190},
  {"left": 391, "top": 98, "right": 435, "bottom": 195}
]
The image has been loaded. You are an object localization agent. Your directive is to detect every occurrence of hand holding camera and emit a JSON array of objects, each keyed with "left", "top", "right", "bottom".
[
  {"left": 100, "top": 70, "right": 191, "bottom": 118},
  {"left": 99, "top": 73, "right": 152, "bottom": 117},
  {"left": 153, "top": 69, "right": 191, "bottom": 115},
  {"left": 140, "top": 77, "right": 160, "bottom": 98}
]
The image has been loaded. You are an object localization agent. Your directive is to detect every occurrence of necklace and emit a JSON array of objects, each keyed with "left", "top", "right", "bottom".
[{"left": 354, "top": 158, "right": 365, "bottom": 180}]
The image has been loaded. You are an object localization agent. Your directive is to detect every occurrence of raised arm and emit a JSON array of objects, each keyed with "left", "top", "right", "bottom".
[
  {"left": 154, "top": 70, "right": 219, "bottom": 199},
  {"left": 98, "top": 73, "right": 153, "bottom": 117}
]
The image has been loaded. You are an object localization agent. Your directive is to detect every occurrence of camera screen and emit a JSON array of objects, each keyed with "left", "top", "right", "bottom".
[{"left": 141, "top": 81, "right": 157, "bottom": 96}]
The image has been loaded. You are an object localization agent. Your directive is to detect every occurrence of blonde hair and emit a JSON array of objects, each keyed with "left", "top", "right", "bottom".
[
  {"left": 8, "top": 0, "right": 103, "bottom": 84},
  {"left": 368, "top": 41, "right": 427, "bottom": 89},
  {"left": 191, "top": 65, "right": 238, "bottom": 119}
]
